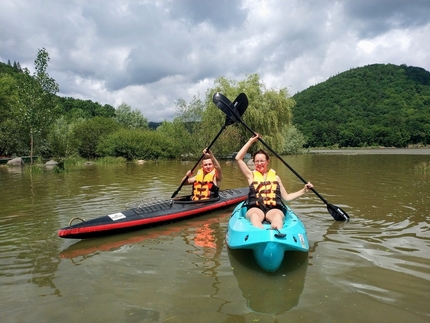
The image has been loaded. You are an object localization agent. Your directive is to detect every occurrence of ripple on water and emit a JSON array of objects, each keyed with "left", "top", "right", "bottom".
[{"left": 321, "top": 216, "right": 430, "bottom": 282}]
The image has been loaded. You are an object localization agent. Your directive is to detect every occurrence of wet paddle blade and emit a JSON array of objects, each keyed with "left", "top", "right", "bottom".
[{"left": 327, "top": 203, "right": 350, "bottom": 221}]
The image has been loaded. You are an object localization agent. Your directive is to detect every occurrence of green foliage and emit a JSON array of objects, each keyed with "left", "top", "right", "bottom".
[
  {"left": 97, "top": 128, "right": 175, "bottom": 160},
  {"left": 0, "top": 118, "right": 27, "bottom": 155},
  {"left": 5, "top": 55, "right": 428, "bottom": 162},
  {"left": 72, "top": 117, "right": 119, "bottom": 159},
  {"left": 114, "top": 103, "right": 148, "bottom": 129},
  {"left": 160, "top": 74, "right": 304, "bottom": 159},
  {"left": 169, "top": 95, "right": 209, "bottom": 157},
  {"left": 47, "top": 116, "right": 82, "bottom": 158},
  {"left": 293, "top": 64, "right": 430, "bottom": 147},
  {"left": 156, "top": 119, "right": 192, "bottom": 157},
  {"left": 0, "top": 74, "right": 16, "bottom": 119},
  {"left": 0, "top": 74, "right": 27, "bottom": 155},
  {"left": 282, "top": 125, "right": 306, "bottom": 154},
  {"left": 63, "top": 155, "right": 86, "bottom": 165},
  {"left": 58, "top": 97, "right": 116, "bottom": 120},
  {"left": 211, "top": 126, "right": 242, "bottom": 158},
  {"left": 175, "top": 96, "right": 205, "bottom": 133},
  {"left": 0, "top": 60, "right": 23, "bottom": 74},
  {"left": 13, "top": 48, "right": 59, "bottom": 160},
  {"left": 206, "top": 74, "right": 297, "bottom": 154}
]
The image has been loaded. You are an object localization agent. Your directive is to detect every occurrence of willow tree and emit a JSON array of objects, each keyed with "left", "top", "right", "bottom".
[
  {"left": 15, "top": 48, "right": 59, "bottom": 162},
  {"left": 205, "top": 74, "right": 296, "bottom": 153},
  {"left": 114, "top": 103, "right": 149, "bottom": 130}
]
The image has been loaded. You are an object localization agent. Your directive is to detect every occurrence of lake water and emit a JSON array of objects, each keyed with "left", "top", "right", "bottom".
[{"left": 1, "top": 149, "right": 429, "bottom": 323}]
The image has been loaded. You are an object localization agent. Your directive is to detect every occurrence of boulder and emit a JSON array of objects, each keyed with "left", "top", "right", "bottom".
[
  {"left": 7, "top": 158, "right": 24, "bottom": 166},
  {"left": 45, "top": 160, "right": 58, "bottom": 166}
]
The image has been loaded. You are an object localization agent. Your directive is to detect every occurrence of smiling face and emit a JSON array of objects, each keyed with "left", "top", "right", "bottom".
[
  {"left": 253, "top": 153, "right": 269, "bottom": 174},
  {"left": 201, "top": 157, "right": 214, "bottom": 173}
]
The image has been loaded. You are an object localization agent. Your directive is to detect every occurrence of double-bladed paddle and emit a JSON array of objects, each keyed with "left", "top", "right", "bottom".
[
  {"left": 171, "top": 93, "right": 248, "bottom": 198},
  {"left": 213, "top": 92, "right": 350, "bottom": 221}
]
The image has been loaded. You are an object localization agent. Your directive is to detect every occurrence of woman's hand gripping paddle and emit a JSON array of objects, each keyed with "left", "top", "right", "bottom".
[{"left": 213, "top": 92, "right": 350, "bottom": 221}]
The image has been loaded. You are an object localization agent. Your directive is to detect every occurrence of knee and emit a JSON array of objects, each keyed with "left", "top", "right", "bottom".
[{"left": 249, "top": 212, "right": 261, "bottom": 221}]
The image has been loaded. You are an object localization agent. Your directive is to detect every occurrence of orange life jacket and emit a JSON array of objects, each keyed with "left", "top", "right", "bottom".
[
  {"left": 247, "top": 169, "right": 283, "bottom": 209},
  {"left": 192, "top": 169, "right": 218, "bottom": 201}
]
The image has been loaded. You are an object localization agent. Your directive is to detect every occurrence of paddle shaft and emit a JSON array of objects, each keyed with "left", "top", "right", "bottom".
[
  {"left": 238, "top": 120, "right": 328, "bottom": 200},
  {"left": 217, "top": 96, "right": 331, "bottom": 205},
  {"left": 214, "top": 93, "right": 349, "bottom": 220},
  {"left": 255, "top": 135, "right": 348, "bottom": 219},
  {"left": 171, "top": 93, "right": 249, "bottom": 199},
  {"left": 171, "top": 123, "right": 226, "bottom": 198}
]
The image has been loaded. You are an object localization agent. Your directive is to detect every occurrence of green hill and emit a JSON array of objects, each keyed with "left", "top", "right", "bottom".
[
  {"left": 292, "top": 63, "right": 430, "bottom": 148},
  {"left": 0, "top": 61, "right": 116, "bottom": 119}
]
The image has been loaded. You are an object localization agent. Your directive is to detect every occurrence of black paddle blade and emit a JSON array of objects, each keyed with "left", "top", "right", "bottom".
[
  {"left": 225, "top": 93, "right": 248, "bottom": 125},
  {"left": 172, "top": 93, "right": 247, "bottom": 199},
  {"left": 214, "top": 92, "right": 351, "bottom": 222},
  {"left": 327, "top": 203, "right": 350, "bottom": 221},
  {"left": 213, "top": 92, "right": 240, "bottom": 123},
  {"left": 234, "top": 93, "right": 248, "bottom": 116}
]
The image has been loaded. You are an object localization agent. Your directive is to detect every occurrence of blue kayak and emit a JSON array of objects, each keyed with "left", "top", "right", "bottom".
[{"left": 226, "top": 201, "right": 309, "bottom": 272}]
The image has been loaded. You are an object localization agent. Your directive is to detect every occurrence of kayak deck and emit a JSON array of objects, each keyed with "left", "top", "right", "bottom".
[
  {"left": 226, "top": 201, "right": 309, "bottom": 272},
  {"left": 59, "top": 187, "right": 248, "bottom": 239}
]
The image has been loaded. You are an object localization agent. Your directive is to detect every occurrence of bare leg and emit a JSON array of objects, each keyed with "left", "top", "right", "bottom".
[
  {"left": 245, "top": 207, "right": 265, "bottom": 228},
  {"left": 265, "top": 209, "right": 285, "bottom": 230}
]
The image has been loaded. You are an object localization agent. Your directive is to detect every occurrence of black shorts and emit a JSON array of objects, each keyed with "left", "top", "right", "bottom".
[{"left": 247, "top": 204, "right": 283, "bottom": 214}]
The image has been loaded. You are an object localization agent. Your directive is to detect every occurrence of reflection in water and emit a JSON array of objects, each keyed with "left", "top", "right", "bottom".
[
  {"left": 228, "top": 248, "right": 308, "bottom": 314},
  {"left": 60, "top": 215, "right": 222, "bottom": 261},
  {"left": 2, "top": 153, "right": 430, "bottom": 323},
  {"left": 60, "top": 213, "right": 231, "bottom": 321},
  {"left": 123, "top": 306, "right": 160, "bottom": 323}
]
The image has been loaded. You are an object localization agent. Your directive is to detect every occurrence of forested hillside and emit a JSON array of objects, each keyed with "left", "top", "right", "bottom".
[
  {"left": 0, "top": 61, "right": 116, "bottom": 119},
  {"left": 292, "top": 64, "right": 430, "bottom": 147},
  {"left": 0, "top": 52, "right": 301, "bottom": 161},
  {"left": 2, "top": 54, "right": 429, "bottom": 162}
]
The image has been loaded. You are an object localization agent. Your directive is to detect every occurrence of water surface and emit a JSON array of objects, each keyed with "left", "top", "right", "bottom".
[{"left": 1, "top": 150, "right": 429, "bottom": 322}]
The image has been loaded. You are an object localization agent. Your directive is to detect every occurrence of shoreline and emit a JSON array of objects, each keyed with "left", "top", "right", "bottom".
[{"left": 308, "top": 148, "right": 430, "bottom": 155}]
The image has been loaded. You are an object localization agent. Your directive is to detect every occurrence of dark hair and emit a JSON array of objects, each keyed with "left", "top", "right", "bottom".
[
  {"left": 253, "top": 149, "right": 269, "bottom": 162},
  {"left": 202, "top": 154, "right": 212, "bottom": 161}
]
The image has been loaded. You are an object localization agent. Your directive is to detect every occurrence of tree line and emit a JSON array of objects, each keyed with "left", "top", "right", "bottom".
[
  {"left": 2, "top": 50, "right": 429, "bottom": 164},
  {"left": 292, "top": 63, "right": 430, "bottom": 148},
  {"left": 0, "top": 49, "right": 304, "bottom": 163}
]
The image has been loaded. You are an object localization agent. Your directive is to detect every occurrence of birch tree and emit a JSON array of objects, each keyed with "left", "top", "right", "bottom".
[{"left": 15, "top": 48, "right": 59, "bottom": 162}]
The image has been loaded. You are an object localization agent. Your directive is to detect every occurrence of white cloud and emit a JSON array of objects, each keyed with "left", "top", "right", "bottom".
[{"left": 1, "top": 0, "right": 429, "bottom": 121}]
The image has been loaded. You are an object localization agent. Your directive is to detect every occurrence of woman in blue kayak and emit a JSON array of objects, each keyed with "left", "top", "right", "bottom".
[{"left": 235, "top": 134, "right": 313, "bottom": 230}]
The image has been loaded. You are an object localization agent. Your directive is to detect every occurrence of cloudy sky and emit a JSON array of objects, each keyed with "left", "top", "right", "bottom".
[{"left": 1, "top": 0, "right": 430, "bottom": 121}]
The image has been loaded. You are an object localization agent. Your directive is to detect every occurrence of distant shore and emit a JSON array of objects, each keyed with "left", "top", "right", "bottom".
[{"left": 308, "top": 148, "right": 430, "bottom": 155}]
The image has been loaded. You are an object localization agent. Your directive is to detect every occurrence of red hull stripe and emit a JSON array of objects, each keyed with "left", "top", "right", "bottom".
[{"left": 58, "top": 196, "right": 245, "bottom": 238}]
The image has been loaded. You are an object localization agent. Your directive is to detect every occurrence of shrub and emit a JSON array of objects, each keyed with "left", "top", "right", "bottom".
[
  {"left": 97, "top": 129, "right": 175, "bottom": 160},
  {"left": 72, "top": 117, "right": 119, "bottom": 159},
  {"left": 282, "top": 125, "right": 306, "bottom": 155}
]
